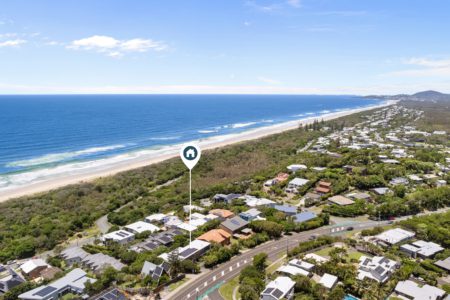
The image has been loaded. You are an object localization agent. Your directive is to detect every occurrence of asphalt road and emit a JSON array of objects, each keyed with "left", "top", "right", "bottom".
[{"left": 167, "top": 220, "right": 389, "bottom": 300}]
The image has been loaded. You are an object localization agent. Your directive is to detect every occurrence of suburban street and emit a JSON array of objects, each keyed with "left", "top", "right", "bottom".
[{"left": 167, "top": 220, "right": 390, "bottom": 300}]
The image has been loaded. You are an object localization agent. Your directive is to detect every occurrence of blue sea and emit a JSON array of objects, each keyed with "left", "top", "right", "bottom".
[{"left": 0, "top": 95, "right": 384, "bottom": 193}]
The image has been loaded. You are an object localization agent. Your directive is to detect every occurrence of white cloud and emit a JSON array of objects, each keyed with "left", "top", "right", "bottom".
[
  {"left": 68, "top": 35, "right": 167, "bottom": 57},
  {"left": 257, "top": 76, "right": 281, "bottom": 85},
  {"left": 386, "top": 57, "right": 450, "bottom": 77},
  {"left": 0, "top": 39, "right": 26, "bottom": 47},
  {"left": 244, "top": 21, "right": 252, "bottom": 26},
  {"left": 287, "top": 0, "right": 301, "bottom": 8}
]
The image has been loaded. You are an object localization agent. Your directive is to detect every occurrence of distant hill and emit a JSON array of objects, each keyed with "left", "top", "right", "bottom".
[{"left": 366, "top": 90, "right": 450, "bottom": 102}]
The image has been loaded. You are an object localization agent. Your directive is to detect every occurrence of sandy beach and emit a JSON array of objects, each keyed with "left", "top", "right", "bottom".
[{"left": 0, "top": 100, "right": 396, "bottom": 202}]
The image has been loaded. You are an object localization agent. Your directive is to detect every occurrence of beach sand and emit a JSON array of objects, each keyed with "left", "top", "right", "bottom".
[{"left": 0, "top": 100, "right": 396, "bottom": 202}]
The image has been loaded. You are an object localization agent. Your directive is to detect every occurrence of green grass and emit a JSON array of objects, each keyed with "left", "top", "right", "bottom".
[
  {"left": 168, "top": 277, "right": 189, "bottom": 292},
  {"left": 314, "top": 246, "right": 366, "bottom": 262},
  {"left": 219, "top": 276, "right": 240, "bottom": 300}
]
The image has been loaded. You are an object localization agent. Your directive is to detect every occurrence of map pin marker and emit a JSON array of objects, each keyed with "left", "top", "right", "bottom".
[{"left": 180, "top": 144, "right": 201, "bottom": 170}]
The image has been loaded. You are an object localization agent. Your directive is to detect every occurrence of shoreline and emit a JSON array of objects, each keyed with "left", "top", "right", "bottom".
[{"left": 0, "top": 100, "right": 397, "bottom": 202}]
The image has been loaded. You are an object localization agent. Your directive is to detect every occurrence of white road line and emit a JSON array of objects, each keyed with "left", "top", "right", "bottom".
[
  {"left": 237, "top": 262, "right": 240, "bottom": 267},
  {"left": 213, "top": 275, "right": 216, "bottom": 281},
  {"left": 244, "top": 259, "right": 247, "bottom": 263},
  {"left": 229, "top": 266, "right": 233, "bottom": 271},
  {"left": 204, "top": 282, "right": 207, "bottom": 287},
  {"left": 221, "top": 271, "right": 225, "bottom": 276},
  {"left": 187, "top": 294, "right": 190, "bottom": 298}
]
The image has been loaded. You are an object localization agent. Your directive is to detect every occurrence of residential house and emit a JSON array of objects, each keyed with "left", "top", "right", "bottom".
[
  {"left": 293, "top": 211, "right": 317, "bottom": 224},
  {"left": 315, "top": 181, "right": 331, "bottom": 194},
  {"left": 390, "top": 177, "right": 409, "bottom": 186},
  {"left": 18, "top": 268, "right": 96, "bottom": 300},
  {"left": 328, "top": 195, "right": 355, "bottom": 206},
  {"left": 304, "top": 253, "right": 329, "bottom": 264},
  {"left": 287, "top": 164, "right": 307, "bottom": 172},
  {"left": 141, "top": 261, "right": 168, "bottom": 282},
  {"left": 91, "top": 288, "right": 128, "bottom": 300},
  {"left": 261, "top": 276, "right": 295, "bottom": 300},
  {"left": 209, "top": 209, "right": 234, "bottom": 220},
  {"left": 319, "top": 273, "right": 338, "bottom": 289},
  {"left": 400, "top": 240, "right": 444, "bottom": 258},
  {"left": 124, "top": 221, "right": 159, "bottom": 235},
  {"left": 0, "top": 266, "right": 25, "bottom": 294},
  {"left": 357, "top": 256, "right": 399, "bottom": 283},
  {"left": 302, "top": 192, "right": 321, "bottom": 206},
  {"left": 242, "top": 195, "right": 276, "bottom": 207},
  {"left": 220, "top": 216, "right": 249, "bottom": 235},
  {"left": 197, "top": 229, "right": 231, "bottom": 245},
  {"left": 212, "top": 193, "right": 242, "bottom": 204},
  {"left": 275, "top": 173, "right": 290, "bottom": 182},
  {"left": 434, "top": 257, "right": 450, "bottom": 272},
  {"left": 183, "top": 205, "right": 203, "bottom": 213},
  {"left": 274, "top": 205, "right": 297, "bottom": 216},
  {"left": 102, "top": 230, "right": 135, "bottom": 245},
  {"left": 81, "top": 253, "right": 125, "bottom": 272},
  {"left": 20, "top": 259, "right": 50, "bottom": 279},
  {"left": 346, "top": 192, "right": 372, "bottom": 202},
  {"left": 286, "top": 178, "right": 310, "bottom": 193},
  {"left": 372, "top": 187, "right": 391, "bottom": 195},
  {"left": 239, "top": 208, "right": 263, "bottom": 222},
  {"left": 394, "top": 280, "right": 446, "bottom": 300},
  {"left": 159, "top": 240, "right": 211, "bottom": 262},
  {"left": 375, "top": 228, "right": 415, "bottom": 246},
  {"left": 144, "top": 213, "right": 167, "bottom": 224},
  {"left": 60, "top": 247, "right": 89, "bottom": 266}
]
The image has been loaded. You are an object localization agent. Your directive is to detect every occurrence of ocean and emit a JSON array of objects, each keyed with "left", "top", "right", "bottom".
[{"left": 0, "top": 94, "right": 384, "bottom": 193}]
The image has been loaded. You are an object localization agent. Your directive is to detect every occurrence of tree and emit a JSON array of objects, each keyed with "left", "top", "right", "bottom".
[
  {"left": 168, "top": 250, "right": 182, "bottom": 278},
  {"left": 252, "top": 252, "right": 268, "bottom": 272}
]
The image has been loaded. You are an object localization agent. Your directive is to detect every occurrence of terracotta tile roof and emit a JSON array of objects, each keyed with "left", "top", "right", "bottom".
[
  {"left": 209, "top": 209, "right": 235, "bottom": 219},
  {"left": 197, "top": 229, "right": 231, "bottom": 244}
]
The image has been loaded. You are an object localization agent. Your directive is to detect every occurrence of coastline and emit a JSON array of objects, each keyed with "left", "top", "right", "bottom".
[{"left": 0, "top": 100, "right": 397, "bottom": 202}]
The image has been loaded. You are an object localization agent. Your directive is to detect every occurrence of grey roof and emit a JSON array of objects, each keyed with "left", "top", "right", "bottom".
[
  {"left": 91, "top": 288, "right": 127, "bottom": 300},
  {"left": 141, "top": 261, "right": 156, "bottom": 276},
  {"left": 294, "top": 211, "right": 317, "bottom": 223},
  {"left": 60, "top": 246, "right": 89, "bottom": 260},
  {"left": 19, "top": 268, "right": 95, "bottom": 300},
  {"left": 82, "top": 253, "right": 125, "bottom": 271},
  {"left": 274, "top": 205, "right": 297, "bottom": 214},
  {"left": 0, "top": 267, "right": 25, "bottom": 293},
  {"left": 435, "top": 257, "right": 450, "bottom": 271},
  {"left": 221, "top": 216, "right": 248, "bottom": 232}
]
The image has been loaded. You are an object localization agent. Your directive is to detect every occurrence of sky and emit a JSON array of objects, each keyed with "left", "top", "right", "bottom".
[{"left": 1, "top": 0, "right": 450, "bottom": 95}]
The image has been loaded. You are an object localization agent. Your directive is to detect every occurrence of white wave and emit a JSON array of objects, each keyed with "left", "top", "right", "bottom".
[
  {"left": 198, "top": 130, "right": 218, "bottom": 134},
  {"left": 148, "top": 136, "right": 180, "bottom": 141},
  {"left": 320, "top": 110, "right": 331, "bottom": 113},
  {"left": 305, "top": 112, "right": 315, "bottom": 115},
  {"left": 6, "top": 144, "right": 127, "bottom": 168},
  {"left": 231, "top": 122, "right": 257, "bottom": 129}
]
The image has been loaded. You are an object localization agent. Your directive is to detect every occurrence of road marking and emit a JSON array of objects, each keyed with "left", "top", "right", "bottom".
[
  {"left": 229, "top": 266, "right": 233, "bottom": 271},
  {"left": 221, "top": 270, "right": 225, "bottom": 276},
  {"left": 204, "top": 282, "right": 208, "bottom": 287},
  {"left": 237, "top": 262, "right": 240, "bottom": 267},
  {"left": 244, "top": 259, "right": 247, "bottom": 263},
  {"left": 213, "top": 275, "right": 216, "bottom": 281},
  {"left": 187, "top": 294, "right": 190, "bottom": 298}
]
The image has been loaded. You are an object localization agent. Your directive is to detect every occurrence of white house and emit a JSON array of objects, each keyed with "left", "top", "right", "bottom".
[
  {"left": 102, "top": 230, "right": 135, "bottom": 245},
  {"left": 286, "top": 178, "right": 310, "bottom": 193},
  {"left": 261, "top": 276, "right": 295, "bottom": 300},
  {"left": 145, "top": 213, "right": 167, "bottom": 224},
  {"left": 125, "top": 221, "right": 160, "bottom": 234},
  {"left": 394, "top": 280, "right": 446, "bottom": 300},
  {"left": 287, "top": 164, "right": 307, "bottom": 172},
  {"left": 358, "top": 256, "right": 399, "bottom": 283},
  {"left": 319, "top": 273, "right": 338, "bottom": 289},
  {"left": 400, "top": 240, "right": 444, "bottom": 258},
  {"left": 375, "top": 228, "right": 415, "bottom": 246}
]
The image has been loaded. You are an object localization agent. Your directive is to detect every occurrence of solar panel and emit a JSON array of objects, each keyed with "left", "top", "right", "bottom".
[
  {"left": 179, "top": 248, "right": 196, "bottom": 258},
  {"left": 264, "top": 288, "right": 274, "bottom": 294},
  {"left": 154, "top": 266, "right": 163, "bottom": 276},
  {"left": 34, "top": 286, "right": 57, "bottom": 297},
  {"left": 231, "top": 219, "right": 240, "bottom": 225},
  {"left": 272, "top": 289, "right": 283, "bottom": 298}
]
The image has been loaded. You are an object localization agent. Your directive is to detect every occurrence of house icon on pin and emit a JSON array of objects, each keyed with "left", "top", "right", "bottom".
[{"left": 183, "top": 146, "right": 197, "bottom": 160}]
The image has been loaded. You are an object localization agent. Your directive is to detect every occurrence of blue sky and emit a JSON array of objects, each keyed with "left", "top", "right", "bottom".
[{"left": 1, "top": 0, "right": 450, "bottom": 94}]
